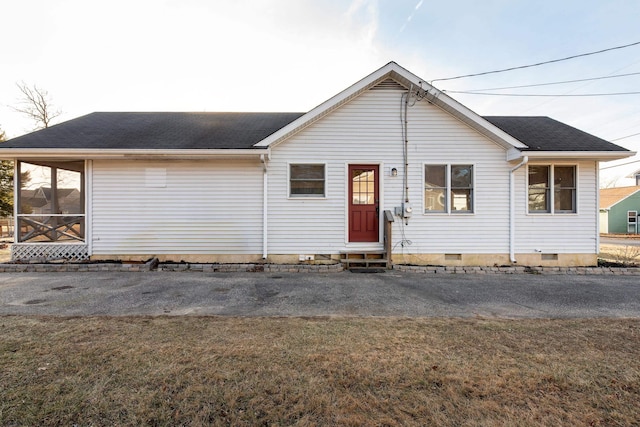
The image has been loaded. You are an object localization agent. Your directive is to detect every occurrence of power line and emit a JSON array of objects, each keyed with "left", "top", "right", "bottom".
[
  {"left": 600, "top": 159, "right": 640, "bottom": 170},
  {"left": 451, "top": 72, "right": 640, "bottom": 92},
  {"left": 611, "top": 132, "right": 640, "bottom": 142},
  {"left": 442, "top": 90, "right": 640, "bottom": 97},
  {"left": 430, "top": 41, "right": 640, "bottom": 83}
]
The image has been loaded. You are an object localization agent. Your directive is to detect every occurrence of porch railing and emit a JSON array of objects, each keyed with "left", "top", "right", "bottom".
[{"left": 17, "top": 215, "right": 85, "bottom": 243}]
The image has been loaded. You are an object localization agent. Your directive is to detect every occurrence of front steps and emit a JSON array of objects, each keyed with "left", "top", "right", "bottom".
[{"left": 340, "top": 251, "right": 389, "bottom": 271}]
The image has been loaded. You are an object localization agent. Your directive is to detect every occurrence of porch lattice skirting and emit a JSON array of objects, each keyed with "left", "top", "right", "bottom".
[{"left": 11, "top": 244, "right": 90, "bottom": 262}]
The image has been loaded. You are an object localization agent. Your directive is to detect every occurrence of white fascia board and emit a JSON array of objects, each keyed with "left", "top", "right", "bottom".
[
  {"left": 523, "top": 151, "right": 636, "bottom": 161},
  {"left": 254, "top": 61, "right": 529, "bottom": 152},
  {"left": 0, "top": 148, "right": 270, "bottom": 160}
]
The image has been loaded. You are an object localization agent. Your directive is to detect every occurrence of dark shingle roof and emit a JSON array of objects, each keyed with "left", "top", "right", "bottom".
[
  {"left": 1, "top": 112, "right": 629, "bottom": 153},
  {"left": 483, "top": 116, "right": 629, "bottom": 152},
  {"left": 0, "top": 112, "right": 304, "bottom": 149}
]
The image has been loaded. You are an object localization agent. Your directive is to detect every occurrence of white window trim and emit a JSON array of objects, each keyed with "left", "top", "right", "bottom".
[
  {"left": 287, "top": 162, "right": 327, "bottom": 199},
  {"left": 526, "top": 163, "right": 579, "bottom": 215},
  {"left": 423, "top": 163, "right": 476, "bottom": 215}
]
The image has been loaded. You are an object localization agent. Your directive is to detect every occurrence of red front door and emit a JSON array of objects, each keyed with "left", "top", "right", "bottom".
[{"left": 348, "top": 164, "right": 379, "bottom": 242}]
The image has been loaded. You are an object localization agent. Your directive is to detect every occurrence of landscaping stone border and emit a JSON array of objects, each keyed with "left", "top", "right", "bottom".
[
  {"left": 0, "top": 260, "right": 344, "bottom": 273},
  {"left": 0, "top": 260, "right": 638, "bottom": 275},
  {"left": 392, "top": 264, "right": 640, "bottom": 275}
]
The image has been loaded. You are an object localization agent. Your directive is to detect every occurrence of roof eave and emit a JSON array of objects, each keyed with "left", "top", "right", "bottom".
[
  {"left": 508, "top": 150, "right": 636, "bottom": 162},
  {"left": 0, "top": 148, "right": 269, "bottom": 160}
]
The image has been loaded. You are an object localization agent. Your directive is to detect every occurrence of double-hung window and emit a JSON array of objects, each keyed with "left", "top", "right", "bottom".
[
  {"left": 289, "top": 164, "right": 325, "bottom": 197},
  {"left": 424, "top": 164, "right": 473, "bottom": 214},
  {"left": 528, "top": 165, "right": 576, "bottom": 213}
]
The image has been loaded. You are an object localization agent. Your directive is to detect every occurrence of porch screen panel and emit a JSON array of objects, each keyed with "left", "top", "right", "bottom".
[{"left": 17, "top": 161, "right": 85, "bottom": 243}]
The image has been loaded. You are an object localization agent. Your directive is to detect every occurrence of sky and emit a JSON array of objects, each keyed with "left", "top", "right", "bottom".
[{"left": 1, "top": 0, "right": 640, "bottom": 185}]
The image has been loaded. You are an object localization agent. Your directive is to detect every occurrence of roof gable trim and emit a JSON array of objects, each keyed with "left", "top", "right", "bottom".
[{"left": 254, "top": 62, "right": 529, "bottom": 151}]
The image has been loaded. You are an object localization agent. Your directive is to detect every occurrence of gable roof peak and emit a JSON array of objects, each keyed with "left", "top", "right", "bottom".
[{"left": 254, "top": 61, "right": 529, "bottom": 151}]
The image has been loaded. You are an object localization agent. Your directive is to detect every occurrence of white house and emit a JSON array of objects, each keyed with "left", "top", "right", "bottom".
[{"left": 0, "top": 62, "right": 634, "bottom": 266}]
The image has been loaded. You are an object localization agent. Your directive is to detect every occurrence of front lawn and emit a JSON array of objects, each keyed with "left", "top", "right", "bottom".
[{"left": 1, "top": 316, "right": 639, "bottom": 426}]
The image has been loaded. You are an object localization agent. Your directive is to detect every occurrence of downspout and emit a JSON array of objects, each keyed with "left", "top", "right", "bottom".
[
  {"left": 260, "top": 154, "right": 268, "bottom": 259},
  {"left": 509, "top": 155, "right": 528, "bottom": 263},
  {"left": 595, "top": 161, "right": 600, "bottom": 255}
]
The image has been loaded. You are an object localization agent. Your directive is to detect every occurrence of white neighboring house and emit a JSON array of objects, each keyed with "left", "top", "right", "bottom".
[{"left": 0, "top": 62, "right": 634, "bottom": 266}]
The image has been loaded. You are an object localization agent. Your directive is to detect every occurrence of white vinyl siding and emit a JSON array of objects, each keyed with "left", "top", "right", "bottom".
[
  {"left": 515, "top": 161, "right": 598, "bottom": 254},
  {"left": 268, "top": 82, "right": 512, "bottom": 255},
  {"left": 89, "top": 82, "right": 600, "bottom": 259},
  {"left": 91, "top": 159, "right": 263, "bottom": 255}
]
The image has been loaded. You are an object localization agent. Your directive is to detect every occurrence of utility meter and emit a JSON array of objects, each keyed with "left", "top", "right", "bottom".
[{"left": 403, "top": 203, "right": 413, "bottom": 218}]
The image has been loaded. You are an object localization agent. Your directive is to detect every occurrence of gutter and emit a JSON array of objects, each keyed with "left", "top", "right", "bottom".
[
  {"left": 507, "top": 150, "right": 636, "bottom": 162},
  {"left": 0, "top": 148, "right": 270, "bottom": 160},
  {"left": 509, "top": 155, "right": 528, "bottom": 263}
]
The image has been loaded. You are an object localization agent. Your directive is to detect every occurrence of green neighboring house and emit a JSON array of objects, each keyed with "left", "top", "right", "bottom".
[{"left": 600, "top": 186, "right": 640, "bottom": 234}]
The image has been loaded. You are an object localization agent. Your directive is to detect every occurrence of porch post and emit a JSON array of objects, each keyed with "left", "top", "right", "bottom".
[{"left": 50, "top": 166, "right": 58, "bottom": 240}]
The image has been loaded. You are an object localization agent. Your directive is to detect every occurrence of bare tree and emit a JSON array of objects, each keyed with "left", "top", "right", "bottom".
[
  {"left": 13, "top": 82, "right": 61, "bottom": 130},
  {"left": 600, "top": 176, "right": 621, "bottom": 189}
]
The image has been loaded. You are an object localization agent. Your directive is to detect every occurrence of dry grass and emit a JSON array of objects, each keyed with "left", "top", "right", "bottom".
[
  {"left": 599, "top": 244, "right": 640, "bottom": 266},
  {"left": 0, "top": 243, "right": 10, "bottom": 263},
  {"left": 1, "top": 317, "right": 639, "bottom": 426}
]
